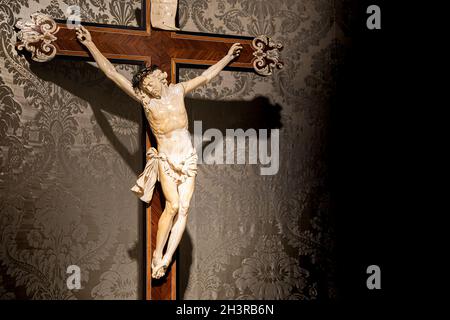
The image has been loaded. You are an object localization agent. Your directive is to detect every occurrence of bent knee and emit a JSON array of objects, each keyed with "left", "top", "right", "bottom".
[
  {"left": 165, "top": 201, "right": 179, "bottom": 215},
  {"left": 178, "top": 201, "right": 191, "bottom": 217}
]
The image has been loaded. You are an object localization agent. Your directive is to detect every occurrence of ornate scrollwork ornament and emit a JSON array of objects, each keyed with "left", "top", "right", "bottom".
[
  {"left": 252, "top": 35, "right": 284, "bottom": 76},
  {"left": 15, "top": 13, "right": 60, "bottom": 63}
]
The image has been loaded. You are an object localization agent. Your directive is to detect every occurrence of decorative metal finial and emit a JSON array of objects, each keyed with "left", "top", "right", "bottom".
[
  {"left": 252, "top": 35, "right": 284, "bottom": 76},
  {"left": 15, "top": 13, "right": 60, "bottom": 63}
]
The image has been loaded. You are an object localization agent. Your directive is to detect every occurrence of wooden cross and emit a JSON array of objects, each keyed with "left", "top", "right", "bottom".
[{"left": 15, "top": 1, "right": 283, "bottom": 300}]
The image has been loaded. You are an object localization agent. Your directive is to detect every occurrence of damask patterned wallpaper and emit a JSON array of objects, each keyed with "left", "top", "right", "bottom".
[
  {"left": 0, "top": 0, "right": 145, "bottom": 299},
  {"left": 177, "top": 0, "right": 345, "bottom": 299},
  {"left": 0, "top": 0, "right": 348, "bottom": 300},
  {"left": 13, "top": 0, "right": 143, "bottom": 27}
]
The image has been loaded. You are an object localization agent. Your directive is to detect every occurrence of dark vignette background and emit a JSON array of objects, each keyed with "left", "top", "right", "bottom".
[
  {"left": 332, "top": 0, "right": 410, "bottom": 304},
  {"left": 0, "top": 0, "right": 415, "bottom": 307}
]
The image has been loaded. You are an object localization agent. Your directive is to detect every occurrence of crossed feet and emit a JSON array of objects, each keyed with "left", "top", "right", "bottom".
[{"left": 151, "top": 254, "right": 172, "bottom": 279}]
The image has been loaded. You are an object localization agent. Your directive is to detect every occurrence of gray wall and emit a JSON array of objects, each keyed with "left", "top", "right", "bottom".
[
  {"left": 0, "top": 0, "right": 144, "bottom": 300},
  {"left": 177, "top": 0, "right": 346, "bottom": 299},
  {"left": 0, "top": 0, "right": 349, "bottom": 300}
]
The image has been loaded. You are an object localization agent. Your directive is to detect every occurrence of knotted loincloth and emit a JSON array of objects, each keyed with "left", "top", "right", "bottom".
[{"left": 131, "top": 147, "right": 198, "bottom": 203}]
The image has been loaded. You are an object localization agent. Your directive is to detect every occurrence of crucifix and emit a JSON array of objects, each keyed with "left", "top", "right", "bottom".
[{"left": 15, "top": 0, "right": 283, "bottom": 300}]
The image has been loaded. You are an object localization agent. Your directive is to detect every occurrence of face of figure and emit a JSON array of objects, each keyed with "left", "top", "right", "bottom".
[{"left": 140, "top": 69, "right": 168, "bottom": 99}]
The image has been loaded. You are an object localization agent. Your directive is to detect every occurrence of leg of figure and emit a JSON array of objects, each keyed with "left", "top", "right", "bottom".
[
  {"left": 161, "top": 176, "right": 195, "bottom": 267},
  {"left": 152, "top": 164, "right": 179, "bottom": 278}
]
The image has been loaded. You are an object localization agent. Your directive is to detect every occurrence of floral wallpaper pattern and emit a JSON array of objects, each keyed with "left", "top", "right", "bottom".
[
  {"left": 0, "top": 0, "right": 144, "bottom": 299},
  {"left": 14, "top": 0, "right": 143, "bottom": 27},
  {"left": 0, "top": 0, "right": 348, "bottom": 300},
  {"left": 177, "top": 0, "right": 344, "bottom": 300}
]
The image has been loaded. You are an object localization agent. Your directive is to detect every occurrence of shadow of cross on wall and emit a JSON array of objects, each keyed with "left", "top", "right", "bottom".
[
  {"left": 27, "top": 55, "right": 283, "bottom": 300},
  {"left": 29, "top": 57, "right": 283, "bottom": 176}
]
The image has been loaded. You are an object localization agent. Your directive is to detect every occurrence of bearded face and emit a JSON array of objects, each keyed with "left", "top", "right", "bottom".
[{"left": 140, "top": 69, "right": 168, "bottom": 99}]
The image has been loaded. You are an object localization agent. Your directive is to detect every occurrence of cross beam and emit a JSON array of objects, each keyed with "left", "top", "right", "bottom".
[
  {"left": 15, "top": 5, "right": 283, "bottom": 300},
  {"left": 55, "top": 26, "right": 256, "bottom": 80}
]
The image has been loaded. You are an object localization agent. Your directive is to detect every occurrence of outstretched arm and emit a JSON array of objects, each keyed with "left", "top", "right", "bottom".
[
  {"left": 76, "top": 26, "right": 140, "bottom": 103},
  {"left": 181, "top": 43, "right": 243, "bottom": 95}
]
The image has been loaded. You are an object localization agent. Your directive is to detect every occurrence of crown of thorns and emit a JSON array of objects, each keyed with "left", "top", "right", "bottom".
[{"left": 132, "top": 65, "right": 160, "bottom": 89}]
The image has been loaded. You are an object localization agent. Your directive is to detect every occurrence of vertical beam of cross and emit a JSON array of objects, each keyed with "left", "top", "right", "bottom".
[{"left": 15, "top": 0, "right": 282, "bottom": 299}]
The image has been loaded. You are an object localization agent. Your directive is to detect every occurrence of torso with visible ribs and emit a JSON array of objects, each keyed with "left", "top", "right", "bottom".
[{"left": 142, "top": 83, "right": 195, "bottom": 164}]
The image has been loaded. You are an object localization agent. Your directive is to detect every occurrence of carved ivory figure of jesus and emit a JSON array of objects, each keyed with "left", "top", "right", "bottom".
[{"left": 75, "top": 26, "right": 242, "bottom": 279}]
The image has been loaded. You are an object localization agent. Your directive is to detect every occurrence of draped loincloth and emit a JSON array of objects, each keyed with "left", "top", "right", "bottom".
[{"left": 131, "top": 147, "right": 198, "bottom": 203}]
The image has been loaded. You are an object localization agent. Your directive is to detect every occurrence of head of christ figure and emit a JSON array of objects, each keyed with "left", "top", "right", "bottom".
[{"left": 132, "top": 65, "right": 168, "bottom": 99}]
